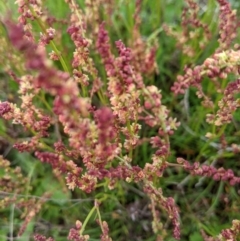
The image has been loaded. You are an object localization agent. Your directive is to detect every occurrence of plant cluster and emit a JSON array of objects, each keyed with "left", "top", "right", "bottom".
[{"left": 0, "top": 0, "right": 240, "bottom": 240}]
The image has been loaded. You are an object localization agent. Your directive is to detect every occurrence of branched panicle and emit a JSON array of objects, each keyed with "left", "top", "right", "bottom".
[
  {"left": 217, "top": 0, "right": 238, "bottom": 51},
  {"left": 34, "top": 234, "right": 55, "bottom": 241},
  {"left": 177, "top": 158, "right": 240, "bottom": 186},
  {"left": 144, "top": 184, "right": 180, "bottom": 240},
  {"left": 220, "top": 220, "right": 240, "bottom": 240},
  {"left": 130, "top": 0, "right": 158, "bottom": 75},
  {"left": 94, "top": 107, "right": 117, "bottom": 150},
  {"left": 201, "top": 220, "right": 240, "bottom": 241},
  {"left": 115, "top": 40, "right": 133, "bottom": 85},
  {"left": 0, "top": 156, "right": 29, "bottom": 204},
  {"left": 66, "top": 1, "right": 101, "bottom": 92},
  {"left": 212, "top": 79, "right": 240, "bottom": 126},
  {"left": 96, "top": 23, "right": 116, "bottom": 78},
  {"left": 4, "top": 19, "right": 180, "bottom": 239},
  {"left": 2, "top": 0, "right": 240, "bottom": 240},
  {"left": 5, "top": 21, "right": 32, "bottom": 51},
  {"left": 163, "top": 0, "right": 211, "bottom": 57},
  {"left": 68, "top": 220, "right": 89, "bottom": 241},
  {"left": 0, "top": 102, "right": 11, "bottom": 116},
  {"left": 18, "top": 192, "right": 52, "bottom": 237}
]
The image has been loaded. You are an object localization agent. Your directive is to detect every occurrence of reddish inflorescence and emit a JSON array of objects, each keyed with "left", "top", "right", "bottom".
[{"left": 1, "top": 0, "right": 240, "bottom": 240}]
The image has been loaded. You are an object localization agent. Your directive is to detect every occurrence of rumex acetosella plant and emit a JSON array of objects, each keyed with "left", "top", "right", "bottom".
[{"left": 0, "top": 0, "right": 240, "bottom": 240}]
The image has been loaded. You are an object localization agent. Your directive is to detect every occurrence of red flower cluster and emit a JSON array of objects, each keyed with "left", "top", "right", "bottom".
[{"left": 177, "top": 158, "right": 240, "bottom": 186}]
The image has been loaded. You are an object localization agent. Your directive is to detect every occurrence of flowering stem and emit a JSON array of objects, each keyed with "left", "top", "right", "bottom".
[
  {"left": 97, "top": 89, "right": 107, "bottom": 105},
  {"left": 80, "top": 83, "right": 88, "bottom": 97},
  {"left": 126, "top": 119, "right": 133, "bottom": 159},
  {"left": 27, "top": 4, "right": 70, "bottom": 73},
  {"left": 39, "top": 92, "right": 53, "bottom": 113},
  {"left": 116, "top": 155, "right": 132, "bottom": 168},
  {"left": 96, "top": 206, "right": 104, "bottom": 232},
  {"left": 166, "top": 162, "right": 182, "bottom": 167},
  {"left": 70, "top": 0, "right": 83, "bottom": 29},
  {"left": 50, "top": 40, "right": 69, "bottom": 73},
  {"left": 79, "top": 205, "right": 96, "bottom": 235}
]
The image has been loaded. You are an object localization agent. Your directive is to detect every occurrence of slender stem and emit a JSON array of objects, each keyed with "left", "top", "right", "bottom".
[
  {"left": 116, "top": 155, "right": 132, "bottom": 169},
  {"left": 97, "top": 89, "right": 107, "bottom": 105},
  {"left": 39, "top": 91, "right": 52, "bottom": 112},
  {"left": 79, "top": 205, "right": 96, "bottom": 235},
  {"left": 50, "top": 40, "right": 70, "bottom": 73},
  {"left": 9, "top": 204, "right": 15, "bottom": 241},
  {"left": 96, "top": 207, "right": 104, "bottom": 232},
  {"left": 166, "top": 162, "right": 182, "bottom": 167}
]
